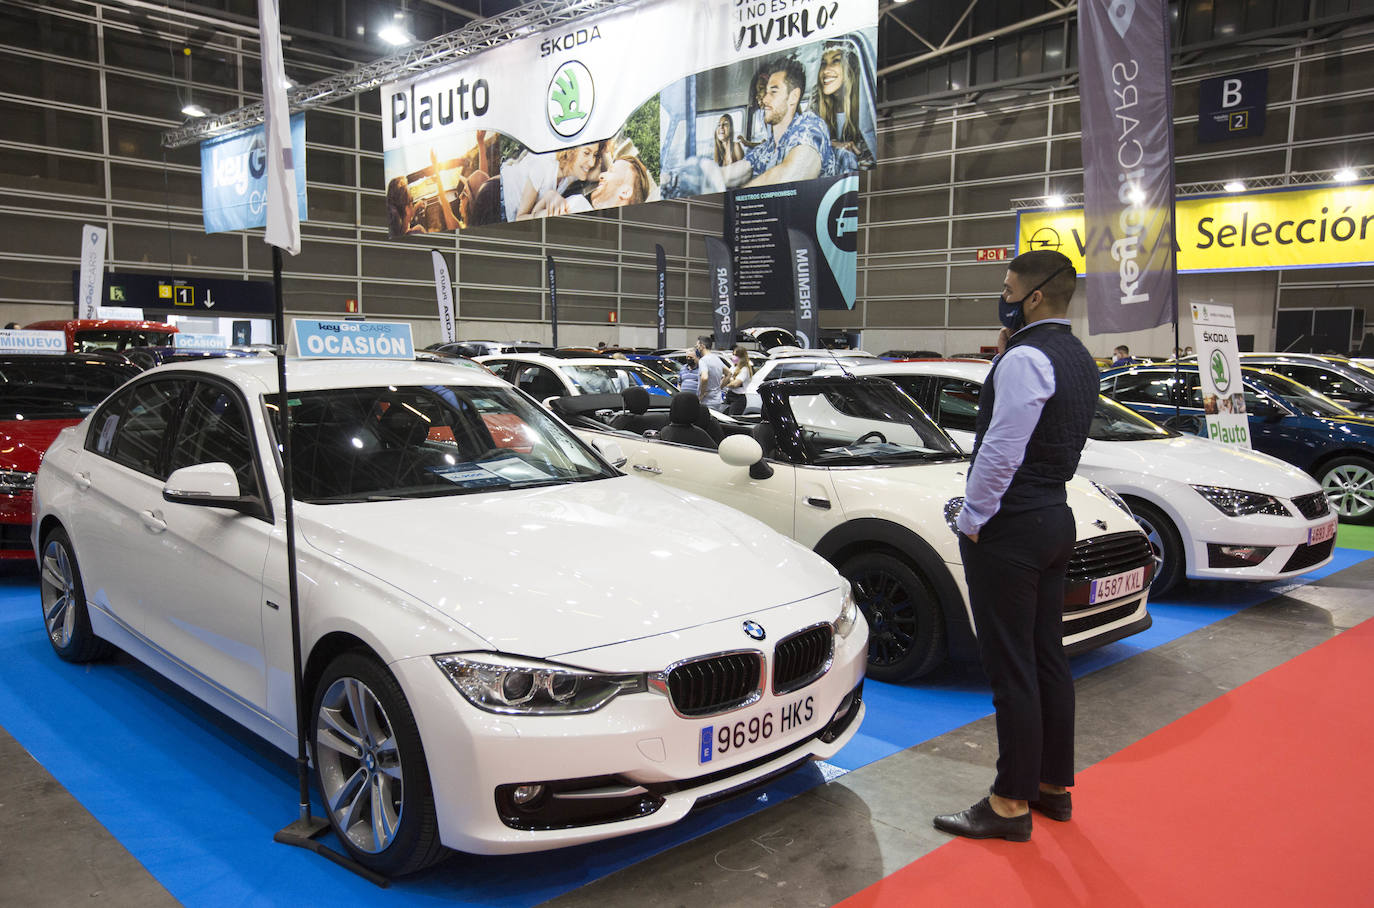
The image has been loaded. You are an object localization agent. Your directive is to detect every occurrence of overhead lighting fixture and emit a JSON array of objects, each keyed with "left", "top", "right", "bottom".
[
  {"left": 378, "top": 23, "right": 412, "bottom": 45},
  {"left": 1224, "top": 180, "right": 1246, "bottom": 193},
  {"left": 1046, "top": 195, "right": 1065, "bottom": 209},
  {"left": 1333, "top": 168, "right": 1357, "bottom": 183},
  {"left": 181, "top": 103, "right": 208, "bottom": 118}
]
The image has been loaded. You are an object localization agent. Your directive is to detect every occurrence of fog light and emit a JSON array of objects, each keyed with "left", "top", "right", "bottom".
[
  {"left": 1220, "top": 545, "right": 1264, "bottom": 562},
  {"left": 512, "top": 784, "right": 545, "bottom": 806},
  {"left": 1207, "top": 543, "right": 1275, "bottom": 568}
]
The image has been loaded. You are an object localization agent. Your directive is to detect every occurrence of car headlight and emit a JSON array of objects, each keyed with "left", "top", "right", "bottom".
[
  {"left": 1190, "top": 485, "right": 1289, "bottom": 517},
  {"left": 1089, "top": 480, "right": 1133, "bottom": 516},
  {"left": 433, "top": 653, "right": 646, "bottom": 715},
  {"left": 0, "top": 469, "right": 36, "bottom": 494},
  {"left": 833, "top": 578, "right": 860, "bottom": 639},
  {"left": 944, "top": 497, "right": 964, "bottom": 534}
]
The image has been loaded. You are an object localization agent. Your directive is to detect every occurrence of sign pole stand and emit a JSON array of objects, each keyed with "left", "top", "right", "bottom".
[{"left": 267, "top": 245, "right": 389, "bottom": 888}]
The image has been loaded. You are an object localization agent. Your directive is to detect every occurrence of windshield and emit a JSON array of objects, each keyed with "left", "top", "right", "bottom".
[
  {"left": 559, "top": 363, "right": 676, "bottom": 396},
  {"left": 1091, "top": 395, "right": 1173, "bottom": 441},
  {"left": 1246, "top": 370, "right": 1356, "bottom": 418},
  {"left": 271, "top": 384, "right": 617, "bottom": 503},
  {"left": 0, "top": 359, "right": 135, "bottom": 420},
  {"left": 777, "top": 380, "right": 962, "bottom": 464},
  {"left": 74, "top": 329, "right": 176, "bottom": 352}
]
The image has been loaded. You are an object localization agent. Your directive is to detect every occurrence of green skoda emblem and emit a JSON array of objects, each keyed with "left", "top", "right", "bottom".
[
  {"left": 1210, "top": 349, "right": 1231, "bottom": 392},
  {"left": 547, "top": 60, "right": 593, "bottom": 137}
]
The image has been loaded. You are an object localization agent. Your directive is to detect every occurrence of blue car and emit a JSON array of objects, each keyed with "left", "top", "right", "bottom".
[{"left": 1100, "top": 363, "right": 1374, "bottom": 524}]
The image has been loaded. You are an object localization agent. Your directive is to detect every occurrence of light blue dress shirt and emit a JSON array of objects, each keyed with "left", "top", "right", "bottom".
[{"left": 956, "top": 319, "right": 1071, "bottom": 536}]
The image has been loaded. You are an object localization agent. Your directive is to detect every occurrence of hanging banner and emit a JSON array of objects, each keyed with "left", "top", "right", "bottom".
[
  {"left": 379, "top": 0, "right": 878, "bottom": 236},
  {"left": 547, "top": 255, "right": 559, "bottom": 348},
  {"left": 258, "top": 0, "right": 301, "bottom": 255},
  {"left": 1018, "top": 182, "right": 1374, "bottom": 274},
  {"left": 76, "top": 224, "right": 106, "bottom": 320},
  {"left": 786, "top": 228, "right": 819, "bottom": 348},
  {"left": 1079, "top": 0, "right": 1177, "bottom": 335},
  {"left": 431, "top": 249, "right": 457, "bottom": 343},
  {"left": 655, "top": 244, "right": 667, "bottom": 350},
  {"left": 704, "top": 236, "right": 734, "bottom": 351},
  {"left": 200, "top": 114, "right": 308, "bottom": 235},
  {"left": 1190, "top": 302, "right": 1249, "bottom": 448}
]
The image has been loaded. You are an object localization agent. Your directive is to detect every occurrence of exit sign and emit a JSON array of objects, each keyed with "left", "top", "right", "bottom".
[{"left": 976, "top": 247, "right": 1012, "bottom": 262}]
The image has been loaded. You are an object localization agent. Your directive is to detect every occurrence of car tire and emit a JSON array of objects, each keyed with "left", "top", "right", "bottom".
[
  {"left": 39, "top": 527, "right": 113, "bottom": 663},
  {"left": 311, "top": 650, "right": 445, "bottom": 877},
  {"left": 1124, "top": 498, "right": 1184, "bottom": 596},
  {"left": 842, "top": 551, "right": 945, "bottom": 682},
  {"left": 1317, "top": 456, "right": 1374, "bottom": 525}
]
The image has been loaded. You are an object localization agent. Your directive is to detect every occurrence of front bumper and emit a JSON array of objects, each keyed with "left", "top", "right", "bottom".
[{"left": 1183, "top": 513, "right": 1337, "bottom": 582}]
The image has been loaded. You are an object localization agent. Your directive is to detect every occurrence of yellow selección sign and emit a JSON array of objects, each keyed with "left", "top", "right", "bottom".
[{"left": 1017, "top": 182, "right": 1374, "bottom": 274}]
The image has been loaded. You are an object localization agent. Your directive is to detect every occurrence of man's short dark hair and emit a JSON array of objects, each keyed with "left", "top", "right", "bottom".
[
  {"left": 769, "top": 57, "right": 807, "bottom": 100},
  {"left": 1115, "top": 344, "right": 1130, "bottom": 355},
  {"left": 1008, "top": 249, "right": 1077, "bottom": 310}
]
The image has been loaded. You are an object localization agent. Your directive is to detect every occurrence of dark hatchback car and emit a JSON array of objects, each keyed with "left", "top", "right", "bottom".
[
  {"left": 1233, "top": 354, "right": 1374, "bottom": 413},
  {"left": 0, "top": 353, "right": 140, "bottom": 559},
  {"left": 1100, "top": 363, "right": 1374, "bottom": 523}
]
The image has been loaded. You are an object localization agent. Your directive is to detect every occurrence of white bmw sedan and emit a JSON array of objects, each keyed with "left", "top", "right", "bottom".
[
  {"left": 853, "top": 360, "right": 1337, "bottom": 595},
  {"left": 31, "top": 356, "right": 866, "bottom": 875}
]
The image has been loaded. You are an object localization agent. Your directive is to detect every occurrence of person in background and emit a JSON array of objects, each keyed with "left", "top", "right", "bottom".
[
  {"left": 814, "top": 44, "right": 874, "bottom": 173},
  {"left": 934, "top": 249, "right": 1097, "bottom": 844},
  {"left": 722, "top": 56, "right": 836, "bottom": 188},
  {"left": 714, "top": 114, "right": 746, "bottom": 167},
  {"left": 695, "top": 336, "right": 725, "bottom": 411},
  {"left": 1112, "top": 345, "right": 1140, "bottom": 366},
  {"left": 722, "top": 344, "right": 754, "bottom": 415},
  {"left": 678, "top": 351, "right": 700, "bottom": 396},
  {"left": 3, "top": 322, "right": 20, "bottom": 330}
]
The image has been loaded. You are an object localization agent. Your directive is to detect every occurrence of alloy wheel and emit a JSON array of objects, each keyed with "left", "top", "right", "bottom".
[
  {"left": 316, "top": 676, "right": 405, "bottom": 854},
  {"left": 40, "top": 538, "right": 77, "bottom": 648},
  {"left": 1322, "top": 463, "right": 1374, "bottom": 520},
  {"left": 851, "top": 568, "right": 916, "bottom": 666},
  {"left": 1132, "top": 513, "right": 1168, "bottom": 579}
]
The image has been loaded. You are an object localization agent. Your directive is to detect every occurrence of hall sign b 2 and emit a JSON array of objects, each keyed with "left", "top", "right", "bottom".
[{"left": 1017, "top": 182, "right": 1374, "bottom": 274}]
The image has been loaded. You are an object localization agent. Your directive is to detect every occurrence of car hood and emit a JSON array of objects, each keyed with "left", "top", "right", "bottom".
[
  {"left": 0, "top": 419, "right": 78, "bottom": 472},
  {"left": 1080, "top": 435, "right": 1321, "bottom": 498},
  {"left": 297, "top": 476, "right": 838, "bottom": 657}
]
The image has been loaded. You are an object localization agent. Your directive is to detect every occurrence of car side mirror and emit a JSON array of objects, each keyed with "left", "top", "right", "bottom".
[
  {"left": 163, "top": 463, "right": 256, "bottom": 513},
  {"left": 718, "top": 434, "right": 773, "bottom": 479},
  {"left": 591, "top": 437, "right": 627, "bottom": 468}
]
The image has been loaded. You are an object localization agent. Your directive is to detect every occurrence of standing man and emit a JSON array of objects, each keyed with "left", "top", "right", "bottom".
[
  {"left": 721, "top": 57, "right": 837, "bottom": 187},
  {"left": 695, "top": 336, "right": 725, "bottom": 411},
  {"left": 933, "top": 249, "right": 1098, "bottom": 842},
  {"left": 1112, "top": 344, "right": 1139, "bottom": 366}
]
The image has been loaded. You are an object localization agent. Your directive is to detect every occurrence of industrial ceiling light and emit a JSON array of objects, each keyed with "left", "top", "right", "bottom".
[
  {"left": 1224, "top": 180, "right": 1246, "bottom": 193},
  {"left": 1333, "top": 168, "right": 1357, "bottom": 183},
  {"left": 378, "top": 22, "right": 412, "bottom": 45},
  {"left": 181, "top": 102, "right": 208, "bottom": 118},
  {"left": 1046, "top": 194, "right": 1065, "bottom": 209}
]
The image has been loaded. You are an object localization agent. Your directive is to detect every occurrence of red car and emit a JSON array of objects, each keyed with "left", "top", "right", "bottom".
[
  {"left": 23, "top": 318, "right": 177, "bottom": 353},
  {"left": 0, "top": 353, "right": 140, "bottom": 560}
]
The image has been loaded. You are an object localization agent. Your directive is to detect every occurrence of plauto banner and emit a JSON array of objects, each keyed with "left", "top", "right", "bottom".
[
  {"left": 379, "top": 0, "right": 877, "bottom": 237},
  {"left": 1018, "top": 182, "right": 1374, "bottom": 274}
]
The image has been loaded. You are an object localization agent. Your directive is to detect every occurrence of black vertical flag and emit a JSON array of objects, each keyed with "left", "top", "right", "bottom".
[
  {"left": 787, "top": 229, "right": 819, "bottom": 349},
  {"left": 703, "top": 236, "right": 734, "bottom": 352},
  {"left": 547, "top": 254, "right": 558, "bottom": 348},
  {"left": 655, "top": 244, "right": 667, "bottom": 350}
]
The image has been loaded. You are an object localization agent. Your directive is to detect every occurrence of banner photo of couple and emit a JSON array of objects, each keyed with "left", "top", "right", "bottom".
[{"left": 380, "top": 0, "right": 877, "bottom": 238}]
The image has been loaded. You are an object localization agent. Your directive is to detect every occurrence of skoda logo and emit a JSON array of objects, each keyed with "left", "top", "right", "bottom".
[
  {"left": 742, "top": 620, "right": 766, "bottom": 641},
  {"left": 1029, "top": 227, "right": 1062, "bottom": 251},
  {"left": 1210, "top": 349, "right": 1231, "bottom": 393},
  {"left": 547, "top": 60, "right": 594, "bottom": 137}
]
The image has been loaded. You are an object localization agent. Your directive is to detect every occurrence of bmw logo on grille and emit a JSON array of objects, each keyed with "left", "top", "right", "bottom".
[{"left": 742, "top": 620, "right": 766, "bottom": 641}]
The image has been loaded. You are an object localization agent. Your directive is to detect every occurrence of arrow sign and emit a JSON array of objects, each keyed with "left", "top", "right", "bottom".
[{"left": 204, "top": 290, "right": 216, "bottom": 308}]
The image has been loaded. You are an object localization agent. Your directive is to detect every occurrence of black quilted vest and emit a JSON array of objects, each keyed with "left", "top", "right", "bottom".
[{"left": 970, "top": 321, "right": 1098, "bottom": 515}]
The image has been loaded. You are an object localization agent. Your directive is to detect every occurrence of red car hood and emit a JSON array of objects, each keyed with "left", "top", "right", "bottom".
[{"left": 0, "top": 419, "right": 79, "bottom": 472}]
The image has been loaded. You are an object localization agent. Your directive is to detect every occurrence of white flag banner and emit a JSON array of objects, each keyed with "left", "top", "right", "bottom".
[
  {"left": 77, "top": 224, "right": 106, "bottom": 320},
  {"left": 258, "top": 0, "right": 300, "bottom": 254},
  {"left": 431, "top": 249, "right": 456, "bottom": 344},
  {"left": 1191, "top": 302, "right": 1250, "bottom": 448}
]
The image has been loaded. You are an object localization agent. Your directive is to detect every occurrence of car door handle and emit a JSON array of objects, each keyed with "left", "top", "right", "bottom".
[
  {"left": 74, "top": 471, "right": 91, "bottom": 491},
  {"left": 633, "top": 464, "right": 662, "bottom": 475},
  {"left": 805, "top": 496, "right": 831, "bottom": 509},
  {"left": 140, "top": 509, "right": 168, "bottom": 533}
]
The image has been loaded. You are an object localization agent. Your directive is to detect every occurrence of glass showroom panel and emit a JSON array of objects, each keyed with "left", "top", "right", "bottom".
[
  {"left": 115, "top": 225, "right": 243, "bottom": 270},
  {"left": 869, "top": 187, "right": 949, "bottom": 223},
  {"left": 1, "top": 149, "right": 105, "bottom": 198},
  {"left": 690, "top": 203, "right": 724, "bottom": 234},
  {"left": 622, "top": 224, "right": 685, "bottom": 257},
  {"left": 546, "top": 216, "right": 620, "bottom": 250},
  {"left": 0, "top": 7, "right": 94, "bottom": 57},
  {"left": 949, "top": 262, "right": 1010, "bottom": 294},
  {"left": 1174, "top": 151, "right": 1287, "bottom": 185},
  {"left": 954, "top": 180, "right": 1041, "bottom": 216},
  {"left": 280, "top": 276, "right": 360, "bottom": 309},
  {"left": 0, "top": 212, "right": 89, "bottom": 258},
  {"left": 620, "top": 297, "right": 665, "bottom": 325},
  {"left": 0, "top": 100, "right": 100, "bottom": 152},
  {"left": 464, "top": 217, "right": 542, "bottom": 246},
  {"left": 879, "top": 122, "right": 953, "bottom": 159},
  {"left": 866, "top": 299, "right": 946, "bottom": 327},
  {"left": 0, "top": 258, "right": 79, "bottom": 304},
  {"left": 109, "top": 162, "right": 198, "bottom": 207},
  {"left": 955, "top": 146, "right": 1043, "bottom": 182},
  {"left": 1050, "top": 101, "right": 1079, "bottom": 136},
  {"left": 621, "top": 201, "right": 687, "bottom": 228},
  {"left": 103, "top": 28, "right": 237, "bottom": 86},
  {"left": 1049, "top": 139, "right": 1082, "bottom": 172},
  {"left": 868, "top": 221, "right": 948, "bottom": 254},
  {"left": 458, "top": 254, "right": 543, "bottom": 289},
  {"left": 623, "top": 269, "right": 688, "bottom": 301},
  {"left": 360, "top": 193, "right": 388, "bottom": 230},
  {"left": 1294, "top": 97, "right": 1374, "bottom": 141},
  {"left": 867, "top": 266, "right": 947, "bottom": 297},
  {"left": 558, "top": 302, "right": 619, "bottom": 325},
  {"left": 950, "top": 216, "right": 1016, "bottom": 251},
  {"left": 359, "top": 157, "right": 384, "bottom": 190},
  {"left": 556, "top": 260, "right": 618, "bottom": 294},
  {"left": 452, "top": 286, "right": 543, "bottom": 321},
  {"left": 1174, "top": 123, "right": 1286, "bottom": 159},
  {"left": 947, "top": 297, "right": 998, "bottom": 327},
  {"left": 104, "top": 73, "right": 238, "bottom": 120},
  {"left": 290, "top": 241, "right": 358, "bottom": 279},
  {"left": 362, "top": 243, "right": 434, "bottom": 281},
  {"left": 306, "top": 148, "right": 356, "bottom": 187},
  {"left": 1291, "top": 140, "right": 1372, "bottom": 173},
  {"left": 957, "top": 108, "right": 1048, "bottom": 147},
  {"left": 308, "top": 187, "right": 356, "bottom": 225},
  {"left": 108, "top": 119, "right": 200, "bottom": 168},
  {"left": 308, "top": 111, "right": 356, "bottom": 149},
  {"left": 0, "top": 51, "right": 100, "bottom": 107},
  {"left": 869, "top": 155, "right": 950, "bottom": 191},
  {"left": 1298, "top": 48, "right": 1374, "bottom": 97}
]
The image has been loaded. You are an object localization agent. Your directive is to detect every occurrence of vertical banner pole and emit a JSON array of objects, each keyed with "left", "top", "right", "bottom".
[
  {"left": 786, "top": 229, "right": 819, "bottom": 349},
  {"left": 547, "top": 255, "right": 559, "bottom": 349},
  {"left": 704, "top": 236, "right": 734, "bottom": 352},
  {"left": 76, "top": 225, "right": 107, "bottom": 320},
  {"left": 655, "top": 244, "right": 668, "bottom": 350},
  {"left": 431, "top": 249, "right": 457, "bottom": 344}
]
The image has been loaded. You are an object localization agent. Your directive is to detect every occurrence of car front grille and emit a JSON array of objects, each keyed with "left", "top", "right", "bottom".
[
  {"left": 771, "top": 625, "right": 833, "bottom": 695},
  {"left": 0, "top": 523, "right": 30, "bottom": 551},
  {"left": 1063, "top": 531, "right": 1155, "bottom": 610},
  {"left": 1282, "top": 538, "right": 1335, "bottom": 572},
  {"left": 665, "top": 652, "right": 763, "bottom": 717},
  {"left": 1291, "top": 491, "right": 1329, "bottom": 520},
  {"left": 1063, "top": 599, "right": 1143, "bottom": 638}
]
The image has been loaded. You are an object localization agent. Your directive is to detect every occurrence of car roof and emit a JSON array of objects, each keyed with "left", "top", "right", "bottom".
[
  {"left": 765, "top": 349, "right": 880, "bottom": 361},
  {"left": 137, "top": 355, "right": 512, "bottom": 394},
  {"left": 478, "top": 352, "right": 658, "bottom": 369},
  {"left": 841, "top": 360, "right": 992, "bottom": 379},
  {"left": 24, "top": 319, "right": 176, "bottom": 330}
]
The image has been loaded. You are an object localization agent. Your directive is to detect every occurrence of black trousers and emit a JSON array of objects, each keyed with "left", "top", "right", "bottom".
[{"left": 959, "top": 504, "right": 1076, "bottom": 801}]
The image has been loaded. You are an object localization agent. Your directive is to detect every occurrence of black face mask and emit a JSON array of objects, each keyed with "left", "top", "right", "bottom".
[{"left": 998, "top": 266, "right": 1071, "bottom": 333}]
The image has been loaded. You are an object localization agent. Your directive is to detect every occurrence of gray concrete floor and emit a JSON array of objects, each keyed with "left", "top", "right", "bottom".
[{"left": 2, "top": 558, "right": 1371, "bottom": 908}]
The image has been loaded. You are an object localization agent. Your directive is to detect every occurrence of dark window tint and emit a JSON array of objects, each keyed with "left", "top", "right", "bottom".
[
  {"left": 935, "top": 379, "right": 982, "bottom": 432},
  {"left": 1111, "top": 371, "right": 1186, "bottom": 406},
  {"left": 169, "top": 383, "right": 259, "bottom": 498},
  {"left": 74, "top": 329, "right": 176, "bottom": 352},
  {"left": 1265, "top": 364, "right": 1371, "bottom": 402},
  {"left": 93, "top": 379, "right": 184, "bottom": 478},
  {"left": 0, "top": 359, "right": 136, "bottom": 420},
  {"left": 513, "top": 365, "right": 564, "bottom": 400}
]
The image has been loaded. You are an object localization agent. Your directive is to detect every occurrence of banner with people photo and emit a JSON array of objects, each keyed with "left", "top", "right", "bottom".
[{"left": 379, "top": 0, "right": 877, "bottom": 237}]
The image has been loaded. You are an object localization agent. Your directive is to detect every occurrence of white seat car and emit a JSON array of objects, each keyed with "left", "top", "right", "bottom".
[
  {"left": 563, "top": 375, "right": 1154, "bottom": 682},
  {"left": 32, "top": 356, "right": 867, "bottom": 875},
  {"left": 737, "top": 349, "right": 885, "bottom": 413},
  {"left": 477, "top": 351, "right": 678, "bottom": 403},
  {"left": 855, "top": 360, "right": 1338, "bottom": 595}
]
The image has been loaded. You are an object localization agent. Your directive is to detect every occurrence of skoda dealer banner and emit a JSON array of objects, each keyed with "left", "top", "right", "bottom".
[
  {"left": 1191, "top": 302, "right": 1249, "bottom": 449},
  {"left": 201, "top": 114, "right": 308, "bottom": 234},
  {"left": 379, "top": 0, "right": 877, "bottom": 236},
  {"left": 1079, "top": 0, "right": 1178, "bottom": 334}
]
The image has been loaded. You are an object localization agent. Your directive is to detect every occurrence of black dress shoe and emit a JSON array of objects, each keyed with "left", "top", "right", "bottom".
[
  {"left": 1029, "top": 789, "right": 1072, "bottom": 821},
  {"left": 933, "top": 797, "right": 1031, "bottom": 842}
]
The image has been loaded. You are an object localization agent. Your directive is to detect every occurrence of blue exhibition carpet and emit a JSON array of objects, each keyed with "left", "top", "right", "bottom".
[{"left": 1, "top": 546, "right": 1367, "bottom": 907}]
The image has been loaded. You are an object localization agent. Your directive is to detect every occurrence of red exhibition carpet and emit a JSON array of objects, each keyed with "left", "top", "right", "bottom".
[{"left": 840, "top": 618, "right": 1374, "bottom": 907}]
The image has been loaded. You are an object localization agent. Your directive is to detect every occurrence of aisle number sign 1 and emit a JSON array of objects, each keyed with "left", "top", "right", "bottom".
[{"left": 1191, "top": 302, "right": 1250, "bottom": 448}]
